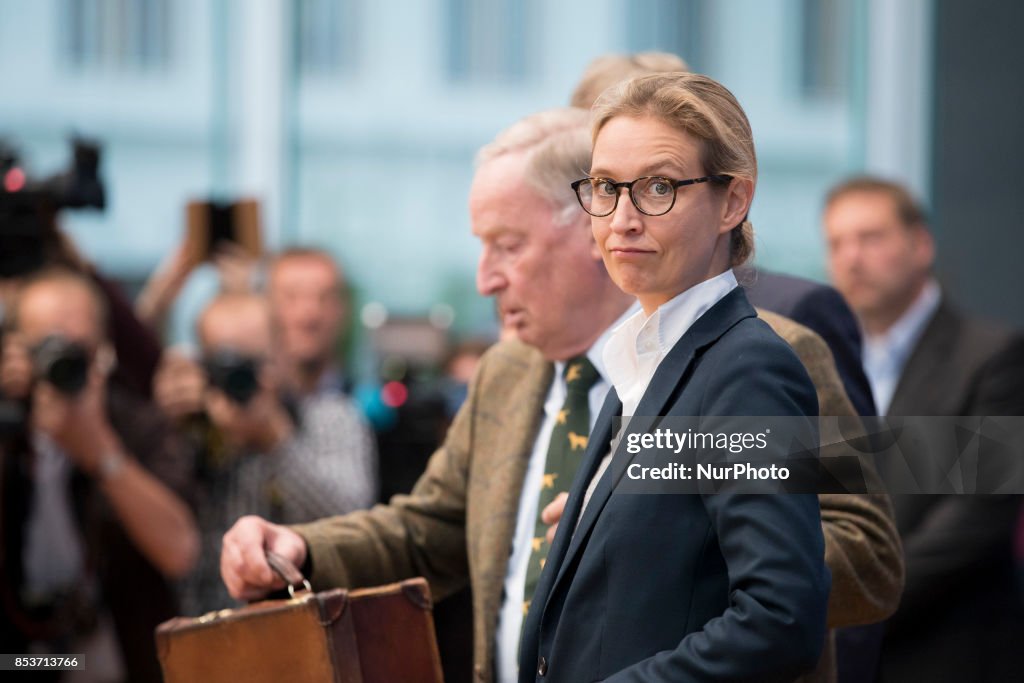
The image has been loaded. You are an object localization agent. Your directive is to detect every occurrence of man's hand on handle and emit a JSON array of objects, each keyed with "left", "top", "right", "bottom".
[{"left": 221, "top": 515, "right": 309, "bottom": 602}]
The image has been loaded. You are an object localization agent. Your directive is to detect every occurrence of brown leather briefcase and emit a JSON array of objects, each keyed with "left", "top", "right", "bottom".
[{"left": 155, "top": 554, "right": 444, "bottom": 683}]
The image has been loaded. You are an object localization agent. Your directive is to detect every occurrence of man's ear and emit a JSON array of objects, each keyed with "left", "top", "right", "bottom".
[
  {"left": 569, "top": 211, "right": 602, "bottom": 262},
  {"left": 719, "top": 178, "right": 754, "bottom": 235},
  {"left": 912, "top": 224, "right": 935, "bottom": 270}
]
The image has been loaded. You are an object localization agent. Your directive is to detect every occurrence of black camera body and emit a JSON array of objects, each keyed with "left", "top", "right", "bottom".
[
  {"left": 31, "top": 335, "right": 91, "bottom": 396},
  {"left": 0, "top": 136, "right": 106, "bottom": 278},
  {"left": 1, "top": 136, "right": 105, "bottom": 211},
  {"left": 203, "top": 349, "right": 262, "bottom": 406}
]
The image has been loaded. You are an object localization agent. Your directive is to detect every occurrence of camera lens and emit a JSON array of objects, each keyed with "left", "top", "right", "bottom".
[
  {"left": 203, "top": 349, "right": 261, "bottom": 405},
  {"left": 31, "top": 335, "right": 90, "bottom": 396},
  {"left": 46, "top": 353, "right": 89, "bottom": 395},
  {"left": 222, "top": 364, "right": 260, "bottom": 405}
]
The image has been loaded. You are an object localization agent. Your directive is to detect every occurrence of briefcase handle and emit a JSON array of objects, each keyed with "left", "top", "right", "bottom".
[{"left": 265, "top": 550, "right": 312, "bottom": 599}]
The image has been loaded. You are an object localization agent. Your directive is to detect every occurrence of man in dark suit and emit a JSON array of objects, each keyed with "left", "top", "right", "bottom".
[
  {"left": 824, "top": 175, "right": 1024, "bottom": 682},
  {"left": 741, "top": 266, "right": 876, "bottom": 417}
]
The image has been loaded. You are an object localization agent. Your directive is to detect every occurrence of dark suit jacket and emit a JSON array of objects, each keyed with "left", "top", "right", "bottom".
[
  {"left": 740, "top": 267, "right": 876, "bottom": 417},
  {"left": 879, "top": 300, "right": 1024, "bottom": 683},
  {"left": 519, "top": 288, "right": 831, "bottom": 683}
]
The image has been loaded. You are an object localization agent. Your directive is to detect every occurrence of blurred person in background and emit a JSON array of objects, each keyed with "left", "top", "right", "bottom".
[
  {"left": 0, "top": 268, "right": 198, "bottom": 683},
  {"left": 134, "top": 197, "right": 265, "bottom": 341},
  {"left": 569, "top": 51, "right": 691, "bottom": 109},
  {"left": 0, "top": 192, "right": 163, "bottom": 400},
  {"left": 439, "top": 336, "right": 494, "bottom": 419},
  {"left": 134, "top": 240, "right": 259, "bottom": 336},
  {"left": 824, "top": 176, "right": 1024, "bottom": 682},
  {"left": 267, "top": 248, "right": 352, "bottom": 398},
  {"left": 153, "top": 291, "right": 376, "bottom": 614}
]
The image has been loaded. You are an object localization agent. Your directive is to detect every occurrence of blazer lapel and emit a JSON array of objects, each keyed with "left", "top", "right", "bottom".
[{"left": 543, "top": 287, "right": 758, "bottom": 608}]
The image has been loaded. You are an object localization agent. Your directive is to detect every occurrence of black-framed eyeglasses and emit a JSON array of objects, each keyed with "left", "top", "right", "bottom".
[{"left": 571, "top": 174, "right": 733, "bottom": 217}]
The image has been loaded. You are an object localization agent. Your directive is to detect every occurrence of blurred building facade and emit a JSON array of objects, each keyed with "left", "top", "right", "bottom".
[{"left": 6, "top": 0, "right": 1015, "bottom": 355}]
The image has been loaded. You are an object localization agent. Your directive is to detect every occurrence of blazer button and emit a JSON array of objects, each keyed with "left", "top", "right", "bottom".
[{"left": 538, "top": 656, "right": 548, "bottom": 676}]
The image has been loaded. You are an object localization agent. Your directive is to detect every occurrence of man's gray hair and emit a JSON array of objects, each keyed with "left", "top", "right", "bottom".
[{"left": 475, "top": 107, "right": 591, "bottom": 226}]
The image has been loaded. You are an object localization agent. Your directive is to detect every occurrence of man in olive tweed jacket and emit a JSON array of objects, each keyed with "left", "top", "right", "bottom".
[
  {"left": 287, "top": 315, "right": 901, "bottom": 683},
  {"left": 222, "top": 109, "right": 902, "bottom": 682}
]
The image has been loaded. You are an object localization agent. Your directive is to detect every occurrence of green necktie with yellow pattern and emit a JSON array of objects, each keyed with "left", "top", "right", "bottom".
[{"left": 521, "top": 355, "right": 601, "bottom": 613}]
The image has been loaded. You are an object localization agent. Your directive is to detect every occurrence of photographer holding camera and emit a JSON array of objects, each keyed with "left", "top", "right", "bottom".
[
  {"left": 155, "top": 291, "right": 376, "bottom": 614},
  {"left": 1, "top": 138, "right": 164, "bottom": 399},
  {"left": 0, "top": 268, "right": 198, "bottom": 682}
]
